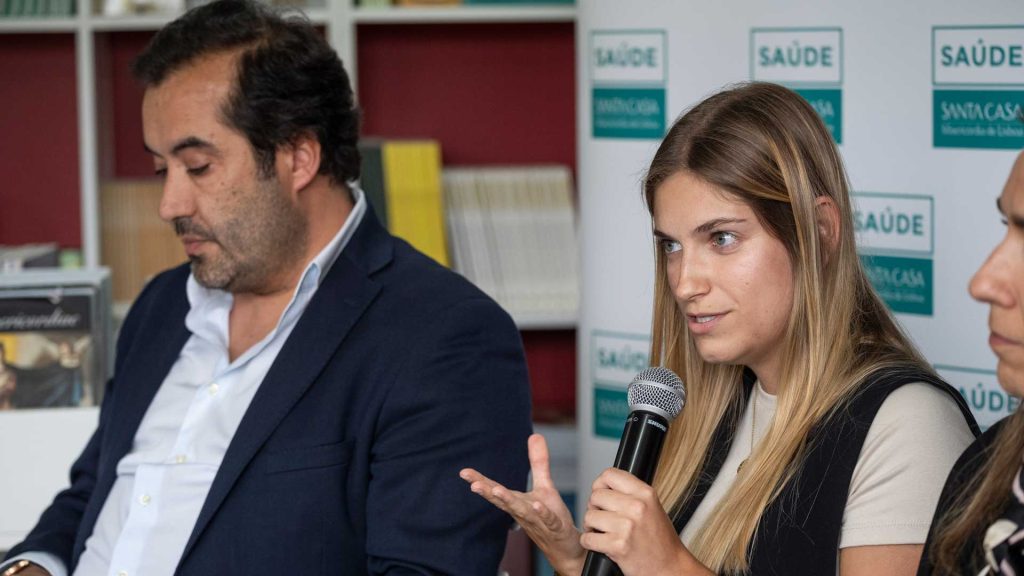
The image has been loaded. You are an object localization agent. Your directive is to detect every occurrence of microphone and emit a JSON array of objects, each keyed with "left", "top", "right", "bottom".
[{"left": 581, "top": 367, "right": 686, "bottom": 576}]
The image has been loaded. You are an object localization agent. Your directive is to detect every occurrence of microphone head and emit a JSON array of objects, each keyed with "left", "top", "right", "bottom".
[{"left": 627, "top": 367, "right": 686, "bottom": 422}]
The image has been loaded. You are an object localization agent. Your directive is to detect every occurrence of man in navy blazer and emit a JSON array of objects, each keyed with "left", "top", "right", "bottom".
[{"left": 2, "top": 1, "right": 531, "bottom": 574}]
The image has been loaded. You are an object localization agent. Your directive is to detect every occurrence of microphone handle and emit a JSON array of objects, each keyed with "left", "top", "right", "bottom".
[{"left": 580, "top": 411, "right": 669, "bottom": 576}]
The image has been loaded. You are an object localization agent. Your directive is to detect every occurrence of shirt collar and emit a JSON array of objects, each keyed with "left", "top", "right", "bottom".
[{"left": 307, "top": 185, "right": 367, "bottom": 287}]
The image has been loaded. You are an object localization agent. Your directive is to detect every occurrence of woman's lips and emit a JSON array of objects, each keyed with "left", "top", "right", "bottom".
[{"left": 687, "top": 312, "right": 725, "bottom": 335}]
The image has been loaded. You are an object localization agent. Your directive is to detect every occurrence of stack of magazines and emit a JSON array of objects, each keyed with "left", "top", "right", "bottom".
[{"left": 0, "top": 269, "right": 112, "bottom": 412}]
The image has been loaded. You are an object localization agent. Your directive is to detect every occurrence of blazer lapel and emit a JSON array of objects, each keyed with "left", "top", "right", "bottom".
[
  {"left": 104, "top": 271, "right": 192, "bottom": 477},
  {"left": 74, "top": 269, "right": 192, "bottom": 564},
  {"left": 179, "top": 207, "right": 393, "bottom": 565}
]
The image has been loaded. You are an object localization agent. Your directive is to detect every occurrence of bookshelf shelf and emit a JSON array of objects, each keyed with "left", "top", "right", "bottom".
[
  {"left": 88, "top": 14, "right": 175, "bottom": 31},
  {"left": 351, "top": 4, "right": 575, "bottom": 24},
  {"left": 0, "top": 18, "right": 77, "bottom": 32},
  {"left": 514, "top": 314, "right": 577, "bottom": 331}
]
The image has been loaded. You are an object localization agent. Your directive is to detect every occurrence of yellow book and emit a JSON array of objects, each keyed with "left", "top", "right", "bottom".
[{"left": 381, "top": 140, "right": 450, "bottom": 267}]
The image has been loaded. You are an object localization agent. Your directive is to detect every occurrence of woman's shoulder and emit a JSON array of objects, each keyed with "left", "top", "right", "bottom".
[
  {"left": 856, "top": 382, "right": 978, "bottom": 476},
  {"left": 853, "top": 366, "right": 980, "bottom": 434},
  {"left": 856, "top": 381, "right": 978, "bottom": 474},
  {"left": 874, "top": 382, "right": 975, "bottom": 431},
  {"left": 840, "top": 383, "right": 979, "bottom": 548}
]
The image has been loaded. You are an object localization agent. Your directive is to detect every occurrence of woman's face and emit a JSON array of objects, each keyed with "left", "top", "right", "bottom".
[
  {"left": 654, "top": 171, "right": 795, "bottom": 389},
  {"left": 970, "top": 152, "right": 1024, "bottom": 397}
]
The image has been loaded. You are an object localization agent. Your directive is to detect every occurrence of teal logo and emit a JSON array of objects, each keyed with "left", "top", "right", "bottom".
[
  {"left": 593, "top": 387, "right": 630, "bottom": 440},
  {"left": 590, "top": 30, "right": 667, "bottom": 140},
  {"left": 860, "top": 255, "right": 933, "bottom": 315},
  {"left": 932, "top": 26, "right": 1024, "bottom": 150},
  {"left": 853, "top": 193, "right": 935, "bottom": 316},
  {"left": 795, "top": 88, "right": 843, "bottom": 143},
  {"left": 933, "top": 90, "right": 1024, "bottom": 149},
  {"left": 935, "top": 364, "right": 1019, "bottom": 430},
  {"left": 591, "top": 330, "right": 650, "bottom": 438},
  {"left": 751, "top": 28, "right": 843, "bottom": 144},
  {"left": 592, "top": 88, "right": 666, "bottom": 139}
]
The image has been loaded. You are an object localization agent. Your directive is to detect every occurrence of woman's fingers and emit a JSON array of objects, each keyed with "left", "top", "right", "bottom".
[
  {"left": 531, "top": 499, "right": 565, "bottom": 532},
  {"left": 527, "top": 433, "right": 556, "bottom": 490},
  {"left": 461, "top": 468, "right": 519, "bottom": 513},
  {"left": 592, "top": 467, "right": 651, "bottom": 495},
  {"left": 463, "top": 470, "right": 548, "bottom": 527}
]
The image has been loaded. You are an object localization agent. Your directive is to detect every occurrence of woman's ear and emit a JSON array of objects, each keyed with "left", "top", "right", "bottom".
[{"left": 815, "top": 196, "right": 841, "bottom": 261}]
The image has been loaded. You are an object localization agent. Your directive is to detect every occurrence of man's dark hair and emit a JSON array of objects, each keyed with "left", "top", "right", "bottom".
[{"left": 133, "top": 0, "right": 360, "bottom": 186}]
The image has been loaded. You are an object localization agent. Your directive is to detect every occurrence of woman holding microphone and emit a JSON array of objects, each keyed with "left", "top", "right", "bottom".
[{"left": 462, "top": 82, "right": 978, "bottom": 575}]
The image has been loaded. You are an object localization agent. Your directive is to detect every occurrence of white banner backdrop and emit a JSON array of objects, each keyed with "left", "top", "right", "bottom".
[{"left": 576, "top": 0, "right": 1024, "bottom": 505}]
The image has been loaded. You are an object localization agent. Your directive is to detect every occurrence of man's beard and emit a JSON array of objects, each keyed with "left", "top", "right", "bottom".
[{"left": 173, "top": 181, "right": 309, "bottom": 294}]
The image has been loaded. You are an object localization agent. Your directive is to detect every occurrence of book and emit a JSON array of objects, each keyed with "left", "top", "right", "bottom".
[
  {"left": 358, "top": 138, "right": 450, "bottom": 267},
  {"left": 0, "top": 244, "right": 59, "bottom": 271},
  {"left": 100, "top": 179, "right": 185, "bottom": 304},
  {"left": 358, "top": 139, "right": 389, "bottom": 229},
  {"left": 442, "top": 165, "right": 578, "bottom": 325},
  {"left": 0, "top": 268, "right": 112, "bottom": 411}
]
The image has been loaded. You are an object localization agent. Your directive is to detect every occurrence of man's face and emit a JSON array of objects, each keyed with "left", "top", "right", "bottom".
[
  {"left": 970, "top": 152, "right": 1024, "bottom": 397},
  {"left": 142, "top": 51, "right": 307, "bottom": 295}
]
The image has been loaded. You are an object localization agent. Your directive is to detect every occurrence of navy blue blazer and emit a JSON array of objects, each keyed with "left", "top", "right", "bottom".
[{"left": 8, "top": 208, "right": 532, "bottom": 574}]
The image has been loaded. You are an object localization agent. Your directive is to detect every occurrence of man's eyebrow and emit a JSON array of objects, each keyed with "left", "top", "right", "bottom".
[{"left": 143, "top": 136, "right": 217, "bottom": 157}]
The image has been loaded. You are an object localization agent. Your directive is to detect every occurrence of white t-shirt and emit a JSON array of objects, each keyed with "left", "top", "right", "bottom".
[{"left": 680, "top": 381, "right": 976, "bottom": 550}]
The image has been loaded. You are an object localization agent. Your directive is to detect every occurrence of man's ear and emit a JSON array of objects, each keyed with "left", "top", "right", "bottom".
[
  {"left": 815, "top": 195, "right": 840, "bottom": 261},
  {"left": 283, "top": 132, "right": 321, "bottom": 193}
]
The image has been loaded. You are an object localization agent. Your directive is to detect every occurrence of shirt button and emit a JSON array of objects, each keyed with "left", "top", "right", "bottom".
[
  {"left": 208, "top": 383, "right": 219, "bottom": 396},
  {"left": 118, "top": 571, "right": 128, "bottom": 576},
  {"left": 175, "top": 454, "right": 187, "bottom": 464},
  {"left": 139, "top": 494, "right": 151, "bottom": 506}
]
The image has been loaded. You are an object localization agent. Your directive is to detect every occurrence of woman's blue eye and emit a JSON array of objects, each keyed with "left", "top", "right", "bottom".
[
  {"left": 712, "top": 231, "right": 737, "bottom": 248},
  {"left": 660, "top": 239, "right": 682, "bottom": 254}
]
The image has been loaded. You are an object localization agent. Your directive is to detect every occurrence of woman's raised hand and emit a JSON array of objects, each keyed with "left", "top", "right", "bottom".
[{"left": 460, "top": 433, "right": 586, "bottom": 576}]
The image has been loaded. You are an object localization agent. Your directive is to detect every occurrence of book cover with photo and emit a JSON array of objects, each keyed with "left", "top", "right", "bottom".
[{"left": 0, "top": 269, "right": 112, "bottom": 411}]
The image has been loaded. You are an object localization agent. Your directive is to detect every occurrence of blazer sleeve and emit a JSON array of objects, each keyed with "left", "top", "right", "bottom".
[{"left": 365, "top": 297, "right": 532, "bottom": 575}]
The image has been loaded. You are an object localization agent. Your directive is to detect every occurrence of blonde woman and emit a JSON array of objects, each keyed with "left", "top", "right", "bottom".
[
  {"left": 919, "top": 149, "right": 1024, "bottom": 576},
  {"left": 461, "top": 82, "right": 978, "bottom": 575}
]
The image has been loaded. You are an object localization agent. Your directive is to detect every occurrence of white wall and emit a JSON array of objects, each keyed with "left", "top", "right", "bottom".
[{"left": 577, "top": 0, "right": 1023, "bottom": 503}]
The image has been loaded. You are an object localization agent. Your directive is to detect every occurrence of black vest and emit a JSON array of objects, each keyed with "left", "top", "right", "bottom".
[{"left": 671, "top": 368, "right": 980, "bottom": 575}]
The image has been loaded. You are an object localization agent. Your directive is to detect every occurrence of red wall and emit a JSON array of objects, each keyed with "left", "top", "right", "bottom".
[
  {"left": 357, "top": 22, "right": 576, "bottom": 173},
  {"left": 0, "top": 34, "right": 80, "bottom": 247},
  {"left": 106, "top": 31, "right": 155, "bottom": 179}
]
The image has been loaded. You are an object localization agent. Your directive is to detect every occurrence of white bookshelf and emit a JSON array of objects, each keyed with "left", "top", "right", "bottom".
[
  {"left": 0, "top": 18, "right": 77, "bottom": 32},
  {"left": 0, "top": 1, "right": 578, "bottom": 330}
]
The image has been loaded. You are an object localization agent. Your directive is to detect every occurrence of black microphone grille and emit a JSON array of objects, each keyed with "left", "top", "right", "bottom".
[{"left": 627, "top": 367, "right": 686, "bottom": 422}]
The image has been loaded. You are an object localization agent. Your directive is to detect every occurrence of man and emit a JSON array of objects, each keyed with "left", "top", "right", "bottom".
[{"left": 1, "top": 1, "right": 531, "bottom": 574}]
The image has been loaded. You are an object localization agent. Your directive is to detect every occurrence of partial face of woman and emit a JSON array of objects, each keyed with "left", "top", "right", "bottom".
[
  {"left": 970, "top": 152, "right": 1024, "bottom": 397},
  {"left": 654, "top": 171, "right": 795, "bottom": 387}
]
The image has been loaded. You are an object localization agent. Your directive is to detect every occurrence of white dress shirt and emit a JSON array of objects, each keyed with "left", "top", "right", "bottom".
[{"left": 14, "top": 190, "right": 366, "bottom": 576}]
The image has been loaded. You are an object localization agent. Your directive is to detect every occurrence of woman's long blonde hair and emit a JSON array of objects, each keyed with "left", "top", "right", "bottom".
[{"left": 644, "top": 82, "right": 933, "bottom": 573}]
